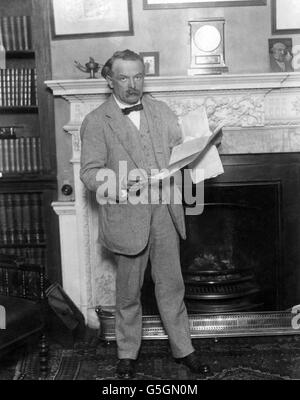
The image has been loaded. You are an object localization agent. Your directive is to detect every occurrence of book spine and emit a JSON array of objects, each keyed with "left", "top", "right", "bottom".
[
  {"left": 26, "top": 16, "right": 32, "bottom": 50},
  {"left": 2, "top": 139, "right": 9, "bottom": 173},
  {"left": 15, "top": 138, "right": 20, "bottom": 172},
  {"left": 3, "top": 69, "right": 7, "bottom": 106},
  {"left": 0, "top": 139, "right": 3, "bottom": 172},
  {"left": 37, "top": 137, "right": 43, "bottom": 172},
  {"left": 14, "top": 193, "right": 23, "bottom": 243},
  {"left": 23, "top": 16, "right": 29, "bottom": 51},
  {"left": 9, "top": 138, "right": 15, "bottom": 173},
  {"left": 10, "top": 193, "right": 18, "bottom": 244},
  {"left": 34, "top": 69, "right": 37, "bottom": 106},
  {"left": 25, "top": 137, "right": 32, "bottom": 172},
  {"left": 20, "top": 68, "right": 24, "bottom": 107},
  {"left": 9, "top": 16, "right": 16, "bottom": 51},
  {"left": 2, "top": 17, "right": 10, "bottom": 51},
  {"left": 19, "top": 137, "right": 26, "bottom": 172},
  {"left": 0, "top": 194, "right": 7, "bottom": 244},
  {"left": 30, "top": 68, "right": 33, "bottom": 105},
  {"left": 25, "top": 68, "right": 28, "bottom": 106},
  {"left": 0, "top": 69, "right": 3, "bottom": 106},
  {"left": 16, "top": 16, "right": 22, "bottom": 51},
  {"left": 31, "top": 137, "right": 38, "bottom": 172},
  {"left": 0, "top": 26, "right": 5, "bottom": 69},
  {"left": 15, "top": 67, "right": 19, "bottom": 106},
  {"left": 30, "top": 193, "right": 44, "bottom": 243},
  {"left": 7, "top": 69, "right": 11, "bottom": 106},
  {"left": 11, "top": 69, "right": 14, "bottom": 107},
  {"left": 32, "top": 68, "right": 37, "bottom": 106},
  {"left": 22, "top": 193, "right": 31, "bottom": 243},
  {"left": 5, "top": 193, "right": 14, "bottom": 244}
]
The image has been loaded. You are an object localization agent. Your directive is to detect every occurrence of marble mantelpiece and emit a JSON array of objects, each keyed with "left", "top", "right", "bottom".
[{"left": 46, "top": 73, "right": 300, "bottom": 327}]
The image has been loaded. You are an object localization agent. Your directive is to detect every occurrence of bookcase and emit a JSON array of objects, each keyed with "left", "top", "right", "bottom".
[{"left": 0, "top": 0, "right": 61, "bottom": 284}]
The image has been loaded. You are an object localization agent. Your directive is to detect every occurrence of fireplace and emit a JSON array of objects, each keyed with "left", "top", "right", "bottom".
[
  {"left": 182, "top": 182, "right": 280, "bottom": 313},
  {"left": 46, "top": 73, "right": 300, "bottom": 335},
  {"left": 141, "top": 180, "right": 281, "bottom": 315}
]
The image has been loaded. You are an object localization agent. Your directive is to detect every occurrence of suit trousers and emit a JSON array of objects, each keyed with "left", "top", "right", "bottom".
[{"left": 115, "top": 204, "right": 194, "bottom": 360}]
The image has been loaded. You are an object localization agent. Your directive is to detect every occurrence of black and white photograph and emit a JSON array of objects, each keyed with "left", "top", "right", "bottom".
[
  {"left": 1, "top": 0, "right": 300, "bottom": 389},
  {"left": 268, "top": 38, "right": 294, "bottom": 72},
  {"left": 139, "top": 52, "right": 159, "bottom": 75}
]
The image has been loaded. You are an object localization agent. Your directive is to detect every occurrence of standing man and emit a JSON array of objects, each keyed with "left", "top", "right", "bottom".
[{"left": 80, "top": 49, "right": 210, "bottom": 379}]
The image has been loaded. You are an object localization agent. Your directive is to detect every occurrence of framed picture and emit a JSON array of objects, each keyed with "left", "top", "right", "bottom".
[
  {"left": 271, "top": 0, "right": 300, "bottom": 34},
  {"left": 51, "top": 0, "right": 134, "bottom": 39},
  {"left": 143, "top": 0, "right": 266, "bottom": 9},
  {"left": 268, "top": 38, "right": 294, "bottom": 73},
  {"left": 140, "top": 52, "right": 160, "bottom": 76}
]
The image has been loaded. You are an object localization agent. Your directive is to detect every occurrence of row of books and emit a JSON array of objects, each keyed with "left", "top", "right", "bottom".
[
  {"left": 0, "top": 16, "right": 32, "bottom": 51},
  {"left": 0, "top": 68, "right": 37, "bottom": 107},
  {"left": 0, "top": 127, "right": 15, "bottom": 139},
  {"left": 0, "top": 136, "right": 43, "bottom": 174},
  {"left": 0, "top": 247, "right": 45, "bottom": 268},
  {"left": 0, "top": 192, "right": 45, "bottom": 246}
]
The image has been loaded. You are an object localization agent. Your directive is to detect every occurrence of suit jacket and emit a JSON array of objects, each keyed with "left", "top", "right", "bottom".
[
  {"left": 80, "top": 94, "right": 186, "bottom": 255},
  {"left": 269, "top": 55, "right": 294, "bottom": 72}
]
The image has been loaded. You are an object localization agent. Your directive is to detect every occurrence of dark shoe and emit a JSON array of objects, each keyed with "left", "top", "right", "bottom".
[
  {"left": 175, "top": 351, "right": 211, "bottom": 374},
  {"left": 116, "top": 359, "right": 136, "bottom": 379}
]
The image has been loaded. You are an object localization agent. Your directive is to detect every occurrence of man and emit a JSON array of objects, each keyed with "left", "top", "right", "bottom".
[
  {"left": 80, "top": 49, "right": 210, "bottom": 379},
  {"left": 269, "top": 42, "right": 294, "bottom": 73}
]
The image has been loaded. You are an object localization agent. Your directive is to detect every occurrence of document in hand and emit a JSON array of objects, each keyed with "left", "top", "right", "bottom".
[
  {"left": 168, "top": 107, "right": 224, "bottom": 183},
  {"left": 142, "top": 107, "right": 224, "bottom": 186}
]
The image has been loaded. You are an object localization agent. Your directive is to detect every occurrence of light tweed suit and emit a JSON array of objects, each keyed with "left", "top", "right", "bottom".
[{"left": 80, "top": 94, "right": 194, "bottom": 359}]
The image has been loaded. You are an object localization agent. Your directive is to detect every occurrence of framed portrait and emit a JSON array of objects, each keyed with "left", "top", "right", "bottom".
[
  {"left": 271, "top": 0, "right": 300, "bottom": 34},
  {"left": 268, "top": 38, "right": 294, "bottom": 73},
  {"left": 143, "top": 0, "right": 266, "bottom": 9},
  {"left": 51, "top": 0, "right": 134, "bottom": 39},
  {"left": 140, "top": 52, "right": 160, "bottom": 76}
]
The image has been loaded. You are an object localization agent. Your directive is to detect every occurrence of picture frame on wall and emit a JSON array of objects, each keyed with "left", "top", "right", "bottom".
[
  {"left": 140, "top": 52, "right": 160, "bottom": 76},
  {"left": 143, "top": 0, "right": 266, "bottom": 9},
  {"left": 271, "top": 0, "right": 300, "bottom": 34},
  {"left": 51, "top": 0, "right": 134, "bottom": 39},
  {"left": 268, "top": 38, "right": 294, "bottom": 73}
]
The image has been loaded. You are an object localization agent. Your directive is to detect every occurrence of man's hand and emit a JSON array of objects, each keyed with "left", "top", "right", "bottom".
[
  {"left": 121, "top": 176, "right": 148, "bottom": 193},
  {"left": 212, "top": 129, "right": 223, "bottom": 147}
]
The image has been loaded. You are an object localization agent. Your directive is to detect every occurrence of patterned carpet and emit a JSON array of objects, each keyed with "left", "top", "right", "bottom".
[{"left": 1, "top": 331, "right": 300, "bottom": 380}]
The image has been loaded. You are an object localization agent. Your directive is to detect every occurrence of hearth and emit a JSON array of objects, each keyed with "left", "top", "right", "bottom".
[{"left": 181, "top": 182, "right": 281, "bottom": 313}]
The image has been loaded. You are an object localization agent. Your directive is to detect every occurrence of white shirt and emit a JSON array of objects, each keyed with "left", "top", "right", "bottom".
[{"left": 114, "top": 95, "right": 141, "bottom": 130}]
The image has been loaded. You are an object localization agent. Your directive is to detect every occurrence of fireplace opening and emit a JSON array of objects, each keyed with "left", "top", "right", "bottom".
[{"left": 141, "top": 182, "right": 281, "bottom": 315}]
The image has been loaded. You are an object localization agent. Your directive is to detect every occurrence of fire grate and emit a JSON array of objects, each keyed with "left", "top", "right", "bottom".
[{"left": 95, "top": 306, "right": 300, "bottom": 341}]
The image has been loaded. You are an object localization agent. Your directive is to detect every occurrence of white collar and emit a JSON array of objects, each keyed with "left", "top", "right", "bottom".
[{"left": 113, "top": 95, "right": 141, "bottom": 110}]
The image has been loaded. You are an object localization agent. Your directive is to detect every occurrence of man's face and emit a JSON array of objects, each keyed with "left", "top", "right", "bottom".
[
  {"left": 272, "top": 43, "right": 287, "bottom": 62},
  {"left": 107, "top": 59, "right": 145, "bottom": 105}
]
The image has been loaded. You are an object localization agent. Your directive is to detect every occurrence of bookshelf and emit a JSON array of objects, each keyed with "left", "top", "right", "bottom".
[{"left": 0, "top": 0, "right": 61, "bottom": 284}]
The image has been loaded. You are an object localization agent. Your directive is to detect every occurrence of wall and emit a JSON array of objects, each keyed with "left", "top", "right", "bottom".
[
  {"left": 49, "top": 0, "right": 300, "bottom": 199},
  {"left": 51, "top": 0, "right": 300, "bottom": 78}
]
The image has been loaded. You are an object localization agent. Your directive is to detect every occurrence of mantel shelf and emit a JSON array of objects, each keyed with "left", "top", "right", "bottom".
[{"left": 46, "top": 72, "right": 300, "bottom": 97}]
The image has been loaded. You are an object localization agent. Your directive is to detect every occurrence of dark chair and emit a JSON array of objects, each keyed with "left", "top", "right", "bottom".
[{"left": 0, "top": 254, "right": 48, "bottom": 377}]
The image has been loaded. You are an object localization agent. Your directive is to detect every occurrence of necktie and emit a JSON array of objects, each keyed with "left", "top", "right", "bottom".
[{"left": 122, "top": 103, "right": 143, "bottom": 115}]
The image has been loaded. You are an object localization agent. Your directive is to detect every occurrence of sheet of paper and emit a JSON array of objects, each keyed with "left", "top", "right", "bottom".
[
  {"left": 136, "top": 107, "right": 224, "bottom": 187},
  {"left": 178, "top": 107, "right": 224, "bottom": 183},
  {"left": 180, "top": 106, "right": 210, "bottom": 140},
  {"left": 189, "top": 145, "right": 224, "bottom": 184}
]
